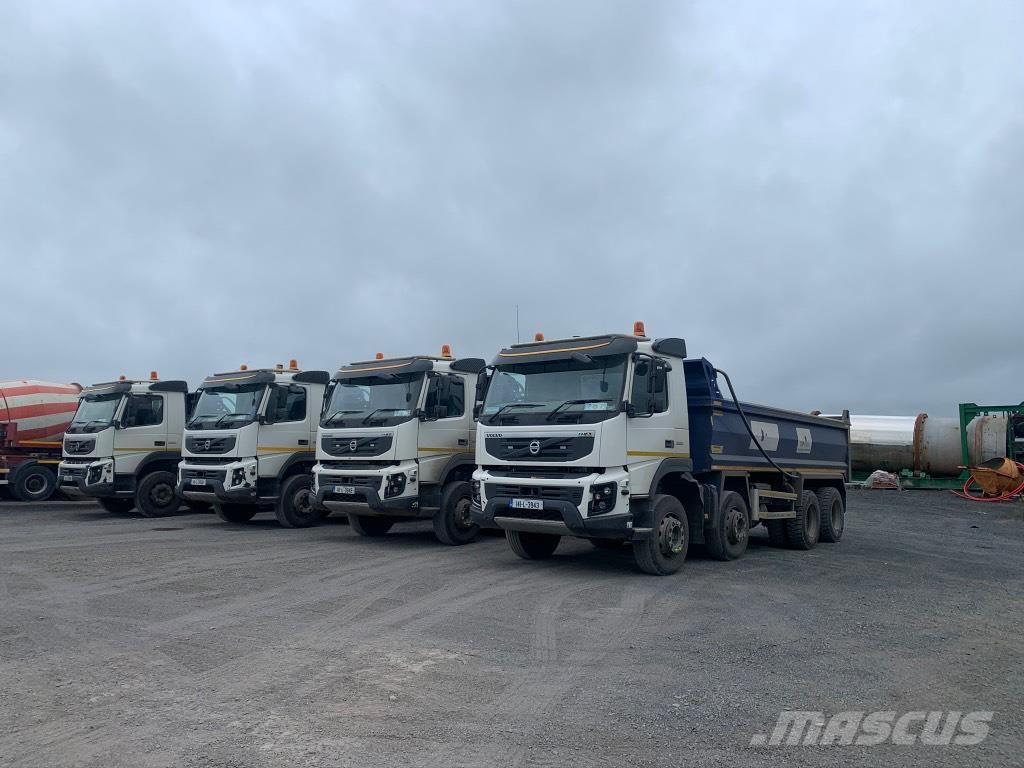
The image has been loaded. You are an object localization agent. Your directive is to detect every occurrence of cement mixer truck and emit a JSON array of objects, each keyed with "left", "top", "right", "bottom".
[{"left": 1, "top": 380, "right": 81, "bottom": 501}]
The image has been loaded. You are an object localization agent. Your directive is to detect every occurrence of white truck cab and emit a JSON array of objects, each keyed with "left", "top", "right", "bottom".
[
  {"left": 177, "top": 362, "right": 329, "bottom": 527},
  {"left": 312, "top": 348, "right": 486, "bottom": 544},
  {"left": 58, "top": 374, "right": 189, "bottom": 517}
]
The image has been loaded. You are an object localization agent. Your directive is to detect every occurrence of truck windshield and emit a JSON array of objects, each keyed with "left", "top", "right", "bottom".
[
  {"left": 67, "top": 394, "right": 122, "bottom": 434},
  {"left": 482, "top": 354, "right": 628, "bottom": 425},
  {"left": 188, "top": 383, "right": 266, "bottom": 430},
  {"left": 321, "top": 373, "right": 424, "bottom": 428}
]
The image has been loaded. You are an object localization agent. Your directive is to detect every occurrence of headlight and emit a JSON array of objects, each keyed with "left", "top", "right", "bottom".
[
  {"left": 87, "top": 465, "right": 103, "bottom": 484},
  {"left": 231, "top": 467, "right": 246, "bottom": 486},
  {"left": 384, "top": 472, "right": 406, "bottom": 498},
  {"left": 588, "top": 482, "right": 617, "bottom": 515},
  {"left": 471, "top": 480, "right": 482, "bottom": 506}
]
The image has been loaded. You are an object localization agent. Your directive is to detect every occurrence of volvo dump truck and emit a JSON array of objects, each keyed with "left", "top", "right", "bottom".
[
  {"left": 57, "top": 373, "right": 189, "bottom": 516},
  {"left": 471, "top": 323, "right": 850, "bottom": 575},
  {"left": 177, "top": 362, "right": 329, "bottom": 527},
  {"left": 312, "top": 347, "right": 486, "bottom": 544}
]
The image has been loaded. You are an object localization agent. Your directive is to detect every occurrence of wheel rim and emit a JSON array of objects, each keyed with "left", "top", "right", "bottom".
[
  {"left": 725, "top": 506, "right": 748, "bottom": 548},
  {"left": 831, "top": 500, "right": 843, "bottom": 532},
  {"left": 453, "top": 497, "right": 474, "bottom": 530},
  {"left": 659, "top": 514, "right": 685, "bottom": 556},
  {"left": 25, "top": 474, "right": 46, "bottom": 495},
  {"left": 151, "top": 482, "right": 174, "bottom": 507},
  {"left": 294, "top": 489, "right": 313, "bottom": 518}
]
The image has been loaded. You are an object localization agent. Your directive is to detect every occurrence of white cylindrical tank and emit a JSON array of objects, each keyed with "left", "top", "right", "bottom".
[
  {"left": 846, "top": 413, "right": 1008, "bottom": 477},
  {"left": 0, "top": 380, "right": 82, "bottom": 444}
]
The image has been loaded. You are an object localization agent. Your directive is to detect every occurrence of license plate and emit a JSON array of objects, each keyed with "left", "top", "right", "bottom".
[
  {"left": 511, "top": 498, "right": 543, "bottom": 510},
  {"left": 189, "top": 478, "right": 207, "bottom": 486},
  {"left": 63, "top": 475, "right": 73, "bottom": 482},
  {"left": 333, "top": 485, "right": 356, "bottom": 495}
]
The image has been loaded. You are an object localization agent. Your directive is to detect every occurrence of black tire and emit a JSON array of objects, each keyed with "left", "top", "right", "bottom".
[
  {"left": 135, "top": 471, "right": 180, "bottom": 518},
  {"left": 785, "top": 490, "right": 820, "bottom": 550},
  {"left": 816, "top": 486, "right": 845, "bottom": 543},
  {"left": 765, "top": 520, "right": 788, "bottom": 547},
  {"left": 216, "top": 503, "right": 257, "bottom": 523},
  {"left": 433, "top": 481, "right": 479, "bottom": 545},
  {"left": 98, "top": 497, "right": 135, "bottom": 514},
  {"left": 590, "top": 538, "right": 625, "bottom": 550},
  {"left": 705, "top": 490, "right": 750, "bottom": 561},
  {"left": 11, "top": 464, "right": 56, "bottom": 502},
  {"left": 275, "top": 474, "right": 321, "bottom": 528},
  {"left": 506, "top": 529, "right": 560, "bottom": 560},
  {"left": 348, "top": 513, "right": 394, "bottom": 537},
  {"left": 632, "top": 494, "right": 690, "bottom": 575}
]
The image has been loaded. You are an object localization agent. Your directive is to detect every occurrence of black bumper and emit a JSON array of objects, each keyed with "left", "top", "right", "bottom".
[
  {"left": 176, "top": 477, "right": 256, "bottom": 502},
  {"left": 472, "top": 496, "right": 639, "bottom": 539},
  {"left": 313, "top": 484, "right": 421, "bottom": 517}
]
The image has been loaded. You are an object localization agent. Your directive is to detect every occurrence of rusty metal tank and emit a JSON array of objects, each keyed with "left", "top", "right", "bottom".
[{"left": 845, "top": 413, "right": 1008, "bottom": 477}]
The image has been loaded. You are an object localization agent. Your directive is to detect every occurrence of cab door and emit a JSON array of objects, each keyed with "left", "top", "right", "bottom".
[
  {"left": 417, "top": 373, "right": 472, "bottom": 484},
  {"left": 257, "top": 384, "right": 312, "bottom": 479},
  {"left": 625, "top": 355, "right": 689, "bottom": 472},
  {"left": 114, "top": 394, "right": 167, "bottom": 476}
]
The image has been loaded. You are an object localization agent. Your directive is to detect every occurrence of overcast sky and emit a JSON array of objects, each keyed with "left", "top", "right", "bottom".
[{"left": 2, "top": 1, "right": 1022, "bottom": 416}]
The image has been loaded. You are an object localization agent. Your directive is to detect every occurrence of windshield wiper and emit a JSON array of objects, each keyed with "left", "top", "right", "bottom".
[
  {"left": 361, "top": 408, "right": 405, "bottom": 424},
  {"left": 489, "top": 403, "right": 544, "bottom": 422},
  {"left": 323, "top": 409, "right": 362, "bottom": 426},
  {"left": 545, "top": 399, "right": 612, "bottom": 421},
  {"left": 214, "top": 413, "right": 248, "bottom": 428}
]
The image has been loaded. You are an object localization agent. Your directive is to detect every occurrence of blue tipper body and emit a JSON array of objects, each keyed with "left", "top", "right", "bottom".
[{"left": 683, "top": 358, "right": 850, "bottom": 477}]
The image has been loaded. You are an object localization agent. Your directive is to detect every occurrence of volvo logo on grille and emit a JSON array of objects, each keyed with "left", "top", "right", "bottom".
[
  {"left": 200, "top": 439, "right": 212, "bottom": 451},
  {"left": 529, "top": 440, "right": 541, "bottom": 455},
  {"left": 349, "top": 440, "right": 359, "bottom": 452}
]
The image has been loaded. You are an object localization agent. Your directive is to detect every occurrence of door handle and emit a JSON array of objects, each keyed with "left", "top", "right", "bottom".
[
  {"left": 458, "top": 438, "right": 468, "bottom": 446},
  {"left": 298, "top": 439, "right": 309, "bottom": 446},
  {"left": 154, "top": 440, "right": 166, "bottom": 447}
]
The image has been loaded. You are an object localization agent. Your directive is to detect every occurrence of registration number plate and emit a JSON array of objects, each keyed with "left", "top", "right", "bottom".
[
  {"left": 511, "top": 498, "right": 543, "bottom": 510},
  {"left": 63, "top": 475, "right": 73, "bottom": 483},
  {"left": 189, "top": 478, "right": 207, "bottom": 486},
  {"left": 334, "top": 485, "right": 356, "bottom": 495}
]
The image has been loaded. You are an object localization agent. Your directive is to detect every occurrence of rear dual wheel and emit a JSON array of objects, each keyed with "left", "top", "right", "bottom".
[{"left": 705, "top": 491, "right": 750, "bottom": 561}]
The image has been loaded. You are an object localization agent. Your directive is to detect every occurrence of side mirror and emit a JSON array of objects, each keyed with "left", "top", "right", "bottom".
[{"left": 624, "top": 402, "right": 637, "bottom": 418}]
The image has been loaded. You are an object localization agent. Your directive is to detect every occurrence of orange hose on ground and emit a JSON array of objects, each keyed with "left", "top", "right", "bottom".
[{"left": 951, "top": 461, "right": 1024, "bottom": 502}]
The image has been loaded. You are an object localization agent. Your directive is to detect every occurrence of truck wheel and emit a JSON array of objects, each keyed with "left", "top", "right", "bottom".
[
  {"left": 275, "top": 474, "right": 320, "bottom": 528},
  {"left": 12, "top": 464, "right": 56, "bottom": 502},
  {"left": 816, "top": 487, "right": 845, "bottom": 543},
  {"left": 785, "top": 490, "right": 820, "bottom": 550},
  {"left": 506, "top": 530, "right": 560, "bottom": 560},
  {"left": 433, "top": 481, "right": 479, "bottom": 545},
  {"left": 98, "top": 497, "right": 135, "bottom": 514},
  {"left": 705, "top": 490, "right": 750, "bottom": 561},
  {"left": 348, "top": 514, "right": 394, "bottom": 537},
  {"left": 135, "top": 471, "right": 180, "bottom": 517},
  {"left": 632, "top": 494, "right": 689, "bottom": 575},
  {"left": 765, "top": 520, "right": 788, "bottom": 547},
  {"left": 217, "top": 503, "right": 256, "bottom": 523}
]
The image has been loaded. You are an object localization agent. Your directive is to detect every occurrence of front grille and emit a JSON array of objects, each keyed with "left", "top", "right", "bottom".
[
  {"left": 320, "top": 460, "right": 395, "bottom": 471},
  {"left": 185, "top": 436, "right": 236, "bottom": 454},
  {"left": 183, "top": 457, "right": 233, "bottom": 466},
  {"left": 486, "top": 483, "right": 584, "bottom": 505},
  {"left": 321, "top": 435, "right": 393, "bottom": 457},
  {"left": 60, "top": 465, "right": 87, "bottom": 482},
  {"left": 63, "top": 439, "right": 95, "bottom": 455},
  {"left": 181, "top": 467, "right": 226, "bottom": 482},
  {"left": 485, "top": 436, "right": 595, "bottom": 462},
  {"left": 483, "top": 465, "right": 601, "bottom": 479},
  {"left": 61, "top": 458, "right": 93, "bottom": 466}
]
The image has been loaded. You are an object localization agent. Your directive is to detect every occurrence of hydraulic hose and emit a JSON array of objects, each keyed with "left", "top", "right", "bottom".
[
  {"left": 713, "top": 367, "right": 798, "bottom": 488},
  {"left": 950, "top": 461, "right": 1024, "bottom": 502}
]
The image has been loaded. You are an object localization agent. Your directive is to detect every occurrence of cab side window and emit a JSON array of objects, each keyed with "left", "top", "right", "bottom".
[
  {"left": 630, "top": 358, "right": 668, "bottom": 415},
  {"left": 268, "top": 385, "right": 307, "bottom": 423},
  {"left": 424, "top": 375, "right": 465, "bottom": 419},
  {"left": 123, "top": 394, "right": 164, "bottom": 427}
]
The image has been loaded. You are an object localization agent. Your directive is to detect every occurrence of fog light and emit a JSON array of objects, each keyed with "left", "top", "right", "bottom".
[
  {"left": 588, "top": 482, "right": 617, "bottom": 515},
  {"left": 471, "top": 480, "right": 482, "bottom": 506},
  {"left": 384, "top": 472, "right": 407, "bottom": 498}
]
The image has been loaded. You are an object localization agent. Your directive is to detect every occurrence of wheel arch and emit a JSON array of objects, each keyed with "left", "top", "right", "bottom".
[{"left": 651, "top": 463, "right": 706, "bottom": 545}]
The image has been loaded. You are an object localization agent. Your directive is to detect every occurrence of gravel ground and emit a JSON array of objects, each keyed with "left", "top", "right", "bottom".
[{"left": 1, "top": 490, "right": 1022, "bottom": 767}]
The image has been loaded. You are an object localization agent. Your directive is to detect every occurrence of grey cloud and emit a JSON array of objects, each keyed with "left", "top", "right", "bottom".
[{"left": 2, "top": 0, "right": 1022, "bottom": 416}]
